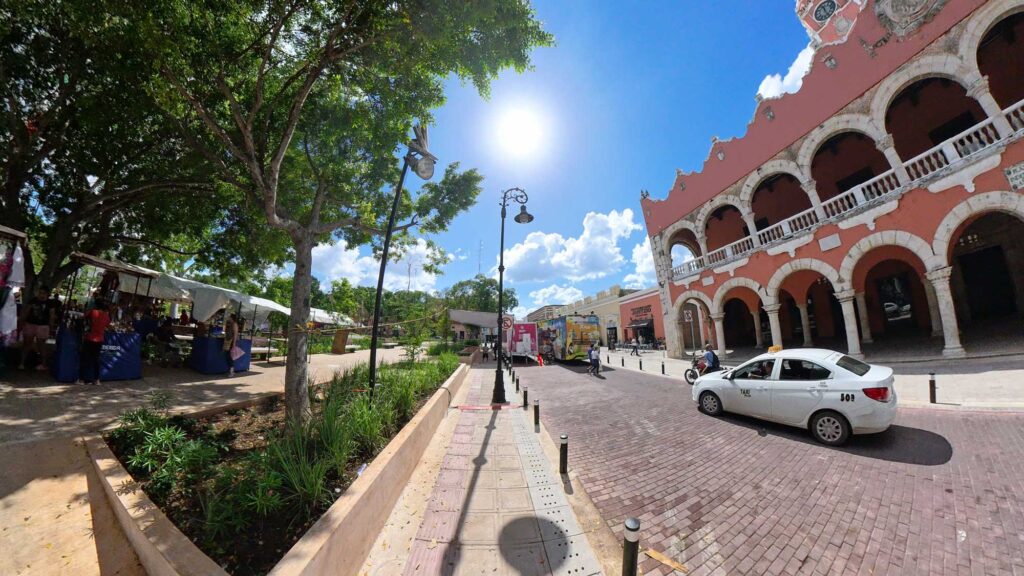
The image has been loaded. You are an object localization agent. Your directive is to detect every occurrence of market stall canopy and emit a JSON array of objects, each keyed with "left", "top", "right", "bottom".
[
  {"left": 309, "top": 307, "right": 356, "bottom": 326},
  {"left": 0, "top": 224, "right": 28, "bottom": 241},
  {"left": 627, "top": 319, "right": 655, "bottom": 329},
  {"left": 72, "top": 252, "right": 159, "bottom": 279},
  {"left": 449, "top": 309, "right": 498, "bottom": 329},
  {"left": 239, "top": 296, "right": 290, "bottom": 324}
]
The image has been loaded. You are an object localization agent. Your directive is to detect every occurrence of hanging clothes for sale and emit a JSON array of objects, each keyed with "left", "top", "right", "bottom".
[{"left": 0, "top": 226, "right": 28, "bottom": 354}]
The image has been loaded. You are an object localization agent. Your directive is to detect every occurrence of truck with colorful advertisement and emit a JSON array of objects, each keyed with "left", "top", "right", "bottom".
[
  {"left": 506, "top": 322, "right": 539, "bottom": 359},
  {"left": 537, "top": 314, "right": 602, "bottom": 362}
]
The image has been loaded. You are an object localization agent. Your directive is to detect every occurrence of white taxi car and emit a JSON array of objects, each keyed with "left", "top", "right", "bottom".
[{"left": 692, "top": 349, "right": 897, "bottom": 446}]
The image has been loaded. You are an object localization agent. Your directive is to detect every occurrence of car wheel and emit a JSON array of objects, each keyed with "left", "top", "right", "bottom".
[
  {"left": 698, "top": 391, "right": 723, "bottom": 416},
  {"left": 684, "top": 368, "right": 699, "bottom": 385},
  {"left": 810, "top": 411, "right": 850, "bottom": 446}
]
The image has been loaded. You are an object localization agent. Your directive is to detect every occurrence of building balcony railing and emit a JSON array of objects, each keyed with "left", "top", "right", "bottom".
[{"left": 671, "top": 98, "right": 1024, "bottom": 282}]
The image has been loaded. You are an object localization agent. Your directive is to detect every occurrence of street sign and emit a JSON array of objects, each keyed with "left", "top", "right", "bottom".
[
  {"left": 683, "top": 310, "right": 693, "bottom": 322},
  {"left": 502, "top": 316, "right": 514, "bottom": 329}
]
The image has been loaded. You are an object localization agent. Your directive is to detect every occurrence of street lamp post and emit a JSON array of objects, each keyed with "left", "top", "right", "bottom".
[
  {"left": 493, "top": 187, "right": 533, "bottom": 405},
  {"left": 369, "top": 125, "right": 437, "bottom": 399}
]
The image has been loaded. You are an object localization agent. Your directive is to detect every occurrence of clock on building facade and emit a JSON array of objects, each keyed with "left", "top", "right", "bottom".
[{"left": 814, "top": 0, "right": 838, "bottom": 22}]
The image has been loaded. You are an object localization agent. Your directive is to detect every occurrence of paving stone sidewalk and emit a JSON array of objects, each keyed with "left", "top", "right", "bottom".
[{"left": 401, "top": 367, "right": 603, "bottom": 576}]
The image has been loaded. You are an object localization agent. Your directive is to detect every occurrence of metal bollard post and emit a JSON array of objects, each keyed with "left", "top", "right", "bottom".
[
  {"left": 523, "top": 387, "right": 528, "bottom": 408},
  {"left": 929, "top": 372, "right": 936, "bottom": 404},
  {"left": 559, "top": 434, "right": 568, "bottom": 474},
  {"left": 622, "top": 517, "right": 640, "bottom": 576},
  {"left": 533, "top": 399, "right": 540, "bottom": 428},
  {"left": 639, "top": 359, "right": 643, "bottom": 371},
  {"left": 661, "top": 361, "right": 665, "bottom": 375},
  {"left": 607, "top": 354, "right": 610, "bottom": 364},
  {"left": 621, "top": 357, "right": 625, "bottom": 367},
  {"left": 516, "top": 376, "right": 520, "bottom": 392}
]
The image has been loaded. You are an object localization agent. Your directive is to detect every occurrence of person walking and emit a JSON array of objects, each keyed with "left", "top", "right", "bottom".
[
  {"left": 224, "top": 312, "right": 239, "bottom": 376},
  {"left": 630, "top": 337, "right": 640, "bottom": 356},
  {"left": 78, "top": 299, "right": 110, "bottom": 385},
  {"left": 587, "top": 344, "right": 601, "bottom": 375},
  {"left": 19, "top": 286, "right": 58, "bottom": 370}
]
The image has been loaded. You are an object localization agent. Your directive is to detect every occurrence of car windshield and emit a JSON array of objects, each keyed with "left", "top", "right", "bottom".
[{"left": 836, "top": 355, "right": 871, "bottom": 376}]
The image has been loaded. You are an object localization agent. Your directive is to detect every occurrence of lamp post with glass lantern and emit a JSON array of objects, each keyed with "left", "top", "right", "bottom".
[
  {"left": 493, "top": 187, "right": 533, "bottom": 404},
  {"left": 368, "top": 125, "right": 436, "bottom": 399}
]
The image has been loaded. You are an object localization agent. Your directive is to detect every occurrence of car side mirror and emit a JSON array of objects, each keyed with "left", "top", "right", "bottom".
[{"left": 725, "top": 371, "right": 734, "bottom": 380}]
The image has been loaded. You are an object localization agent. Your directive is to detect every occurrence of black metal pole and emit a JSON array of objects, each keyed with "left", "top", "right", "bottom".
[
  {"left": 623, "top": 518, "right": 641, "bottom": 576},
  {"left": 493, "top": 199, "right": 508, "bottom": 405},
  {"left": 559, "top": 434, "right": 568, "bottom": 474},
  {"left": 369, "top": 157, "right": 410, "bottom": 400},
  {"left": 929, "top": 372, "right": 936, "bottom": 404}
]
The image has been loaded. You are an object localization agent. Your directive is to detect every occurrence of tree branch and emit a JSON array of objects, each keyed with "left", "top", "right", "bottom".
[{"left": 112, "top": 235, "right": 201, "bottom": 256}]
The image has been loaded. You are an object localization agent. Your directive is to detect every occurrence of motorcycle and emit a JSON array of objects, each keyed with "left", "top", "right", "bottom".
[{"left": 684, "top": 352, "right": 705, "bottom": 385}]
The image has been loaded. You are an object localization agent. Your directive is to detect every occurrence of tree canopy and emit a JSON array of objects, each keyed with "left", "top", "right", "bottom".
[{"left": 443, "top": 274, "right": 518, "bottom": 314}]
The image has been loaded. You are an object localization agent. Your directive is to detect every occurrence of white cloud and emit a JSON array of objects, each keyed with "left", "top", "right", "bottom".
[
  {"left": 501, "top": 209, "right": 643, "bottom": 283},
  {"left": 509, "top": 305, "right": 529, "bottom": 320},
  {"left": 623, "top": 237, "right": 657, "bottom": 289},
  {"left": 312, "top": 238, "right": 439, "bottom": 292},
  {"left": 757, "top": 44, "right": 814, "bottom": 99},
  {"left": 528, "top": 284, "right": 584, "bottom": 306}
]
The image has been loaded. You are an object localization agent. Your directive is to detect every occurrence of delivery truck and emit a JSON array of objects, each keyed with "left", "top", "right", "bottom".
[{"left": 537, "top": 314, "right": 602, "bottom": 362}]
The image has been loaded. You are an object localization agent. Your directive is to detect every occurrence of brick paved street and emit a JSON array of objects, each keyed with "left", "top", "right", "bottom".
[{"left": 517, "top": 363, "right": 1024, "bottom": 576}]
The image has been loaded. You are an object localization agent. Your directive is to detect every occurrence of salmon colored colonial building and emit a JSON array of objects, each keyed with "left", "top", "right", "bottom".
[{"left": 643, "top": 0, "right": 1024, "bottom": 360}]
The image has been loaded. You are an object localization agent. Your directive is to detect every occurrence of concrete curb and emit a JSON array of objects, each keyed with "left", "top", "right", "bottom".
[
  {"left": 86, "top": 363, "right": 470, "bottom": 576},
  {"left": 84, "top": 434, "right": 228, "bottom": 576},
  {"left": 269, "top": 363, "right": 470, "bottom": 576}
]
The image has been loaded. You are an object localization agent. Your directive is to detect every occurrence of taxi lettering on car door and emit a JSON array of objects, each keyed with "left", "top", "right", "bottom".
[{"left": 726, "top": 359, "right": 776, "bottom": 418}]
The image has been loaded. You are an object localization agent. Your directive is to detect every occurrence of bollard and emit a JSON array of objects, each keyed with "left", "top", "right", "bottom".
[
  {"left": 607, "top": 354, "right": 610, "bottom": 364},
  {"left": 929, "top": 372, "right": 936, "bottom": 404},
  {"left": 639, "top": 359, "right": 643, "bottom": 371},
  {"left": 559, "top": 434, "right": 568, "bottom": 474},
  {"left": 533, "top": 399, "right": 540, "bottom": 429},
  {"left": 523, "top": 387, "right": 528, "bottom": 408},
  {"left": 621, "top": 357, "right": 625, "bottom": 367},
  {"left": 661, "top": 361, "right": 665, "bottom": 375},
  {"left": 622, "top": 517, "right": 640, "bottom": 576},
  {"left": 516, "top": 376, "right": 520, "bottom": 392}
]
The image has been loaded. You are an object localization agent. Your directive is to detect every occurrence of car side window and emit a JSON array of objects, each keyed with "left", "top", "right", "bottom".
[
  {"left": 779, "top": 359, "right": 832, "bottom": 380},
  {"left": 733, "top": 359, "right": 775, "bottom": 380}
]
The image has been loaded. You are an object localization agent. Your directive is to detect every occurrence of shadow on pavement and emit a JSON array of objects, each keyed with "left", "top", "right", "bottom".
[
  {"left": 498, "top": 517, "right": 566, "bottom": 571},
  {"left": 717, "top": 412, "right": 954, "bottom": 466}
]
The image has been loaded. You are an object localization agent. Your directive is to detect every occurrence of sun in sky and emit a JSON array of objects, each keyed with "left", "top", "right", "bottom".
[{"left": 494, "top": 105, "right": 547, "bottom": 160}]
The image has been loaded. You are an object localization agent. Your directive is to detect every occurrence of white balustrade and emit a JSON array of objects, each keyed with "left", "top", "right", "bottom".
[
  {"left": 756, "top": 206, "right": 819, "bottom": 246},
  {"left": 822, "top": 190, "right": 858, "bottom": 219},
  {"left": 953, "top": 118, "right": 1000, "bottom": 158},
  {"left": 1006, "top": 99, "right": 1024, "bottom": 133},
  {"left": 856, "top": 169, "right": 901, "bottom": 203},
  {"left": 904, "top": 146, "right": 950, "bottom": 180}
]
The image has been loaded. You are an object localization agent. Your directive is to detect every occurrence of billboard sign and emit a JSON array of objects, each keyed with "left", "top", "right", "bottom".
[{"left": 507, "top": 322, "right": 539, "bottom": 357}]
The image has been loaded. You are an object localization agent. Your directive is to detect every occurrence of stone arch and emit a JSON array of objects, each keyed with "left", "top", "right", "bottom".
[
  {"left": 840, "top": 230, "right": 943, "bottom": 285},
  {"left": 869, "top": 53, "right": 978, "bottom": 133},
  {"left": 959, "top": 0, "right": 1024, "bottom": 69},
  {"left": 674, "top": 289, "right": 713, "bottom": 314},
  {"left": 712, "top": 276, "right": 767, "bottom": 313},
  {"left": 932, "top": 191, "right": 1024, "bottom": 264},
  {"left": 766, "top": 258, "right": 844, "bottom": 305},
  {"left": 695, "top": 195, "right": 745, "bottom": 233},
  {"left": 738, "top": 158, "right": 806, "bottom": 209},
  {"left": 662, "top": 219, "right": 699, "bottom": 247},
  {"left": 796, "top": 114, "right": 887, "bottom": 174}
]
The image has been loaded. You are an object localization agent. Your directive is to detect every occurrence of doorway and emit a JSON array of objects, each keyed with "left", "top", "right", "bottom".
[{"left": 958, "top": 245, "right": 1017, "bottom": 319}]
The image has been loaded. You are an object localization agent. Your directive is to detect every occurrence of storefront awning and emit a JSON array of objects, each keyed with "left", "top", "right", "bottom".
[{"left": 627, "top": 319, "right": 654, "bottom": 329}]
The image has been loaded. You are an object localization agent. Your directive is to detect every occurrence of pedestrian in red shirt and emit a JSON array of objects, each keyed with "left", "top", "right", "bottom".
[{"left": 79, "top": 299, "right": 111, "bottom": 386}]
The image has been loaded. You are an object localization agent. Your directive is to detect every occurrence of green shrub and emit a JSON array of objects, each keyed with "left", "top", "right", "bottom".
[
  {"left": 462, "top": 339, "right": 480, "bottom": 347},
  {"left": 267, "top": 428, "right": 332, "bottom": 514},
  {"left": 346, "top": 395, "right": 389, "bottom": 457}
]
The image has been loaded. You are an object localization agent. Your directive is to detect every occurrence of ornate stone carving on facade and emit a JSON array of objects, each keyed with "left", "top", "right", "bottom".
[{"left": 874, "top": 0, "right": 948, "bottom": 39}]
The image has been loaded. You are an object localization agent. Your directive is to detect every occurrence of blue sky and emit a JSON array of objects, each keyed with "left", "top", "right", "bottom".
[{"left": 310, "top": 2, "right": 812, "bottom": 317}]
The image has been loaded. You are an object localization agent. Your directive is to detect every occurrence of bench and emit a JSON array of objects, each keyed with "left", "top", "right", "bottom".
[{"left": 382, "top": 342, "right": 399, "bottom": 349}]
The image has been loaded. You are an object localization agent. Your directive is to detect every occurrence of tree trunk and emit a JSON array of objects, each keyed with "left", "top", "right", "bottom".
[{"left": 285, "top": 234, "right": 314, "bottom": 424}]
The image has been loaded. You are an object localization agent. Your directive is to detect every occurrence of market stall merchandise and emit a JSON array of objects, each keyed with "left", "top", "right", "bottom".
[
  {"left": 0, "top": 225, "right": 27, "bottom": 375},
  {"left": 52, "top": 253, "right": 158, "bottom": 383}
]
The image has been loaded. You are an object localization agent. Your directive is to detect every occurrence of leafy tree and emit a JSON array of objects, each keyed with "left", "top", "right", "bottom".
[
  {"left": 137, "top": 0, "right": 551, "bottom": 422},
  {"left": 1, "top": 2, "right": 291, "bottom": 293},
  {"left": 443, "top": 274, "right": 518, "bottom": 314}
]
